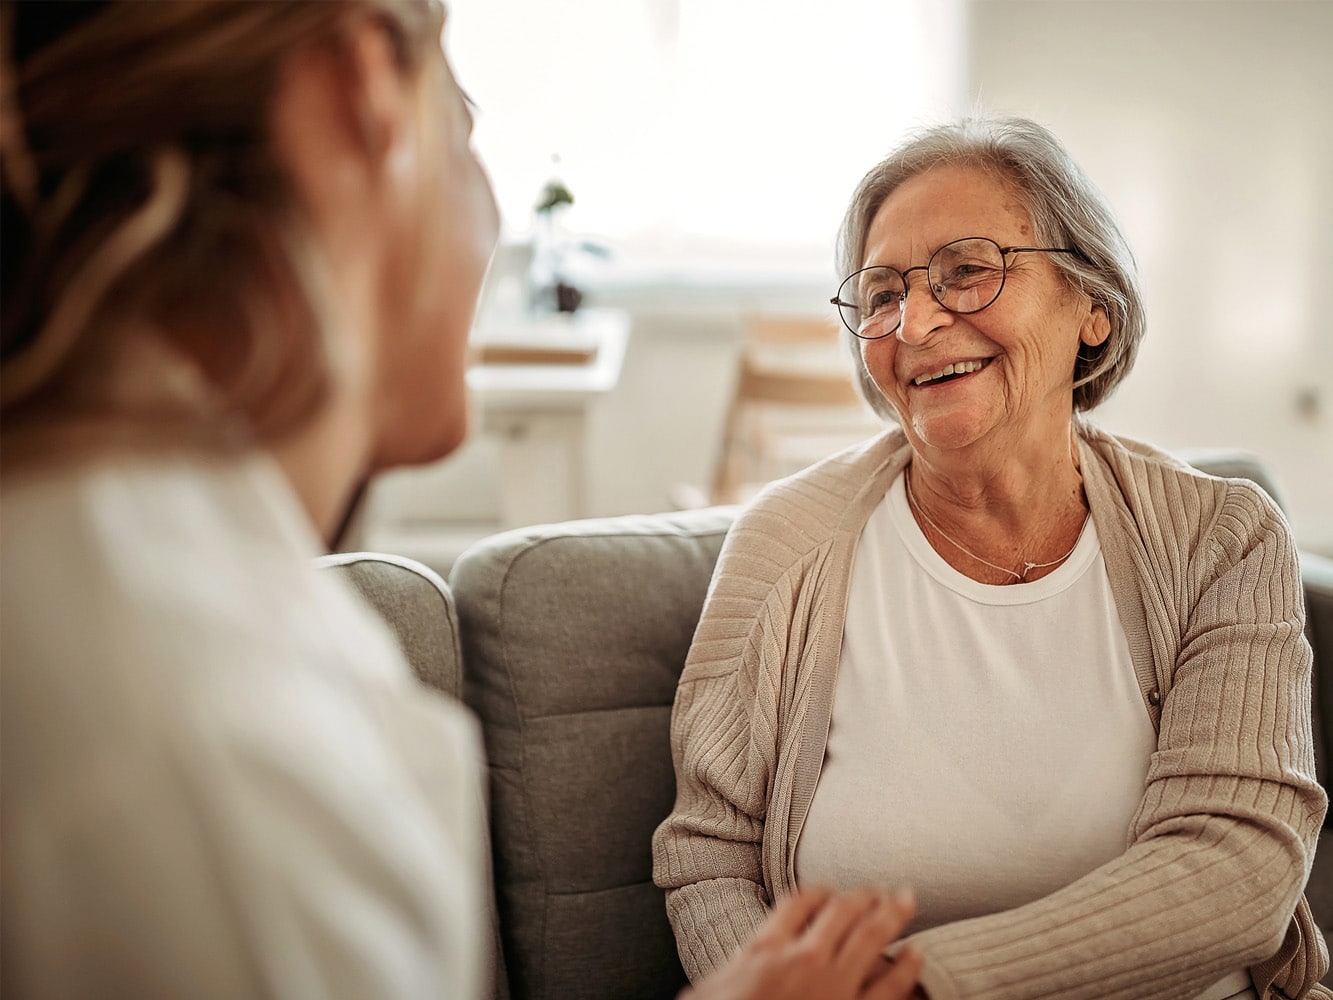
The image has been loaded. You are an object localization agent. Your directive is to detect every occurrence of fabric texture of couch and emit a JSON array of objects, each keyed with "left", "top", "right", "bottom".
[
  {"left": 450, "top": 510, "right": 733, "bottom": 1000},
  {"left": 327, "top": 451, "right": 1333, "bottom": 999},
  {"left": 316, "top": 550, "right": 464, "bottom": 699}
]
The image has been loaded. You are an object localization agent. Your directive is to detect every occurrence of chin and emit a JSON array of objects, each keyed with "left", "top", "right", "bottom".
[
  {"left": 370, "top": 404, "right": 470, "bottom": 473},
  {"left": 908, "top": 411, "right": 997, "bottom": 453}
]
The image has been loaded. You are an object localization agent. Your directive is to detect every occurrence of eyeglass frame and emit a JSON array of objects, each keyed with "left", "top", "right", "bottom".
[{"left": 830, "top": 237, "right": 1080, "bottom": 340}]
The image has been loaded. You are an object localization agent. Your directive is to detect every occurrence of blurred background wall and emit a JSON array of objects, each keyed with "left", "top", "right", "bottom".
[
  {"left": 369, "top": 0, "right": 1331, "bottom": 564},
  {"left": 966, "top": 0, "right": 1331, "bottom": 552}
]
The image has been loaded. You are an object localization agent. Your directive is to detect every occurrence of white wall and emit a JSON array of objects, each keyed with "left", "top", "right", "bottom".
[
  {"left": 365, "top": 0, "right": 1333, "bottom": 567},
  {"left": 965, "top": 0, "right": 1332, "bottom": 553}
]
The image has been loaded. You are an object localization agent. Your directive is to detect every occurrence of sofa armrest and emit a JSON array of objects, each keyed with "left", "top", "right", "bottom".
[{"left": 315, "top": 551, "right": 463, "bottom": 701}]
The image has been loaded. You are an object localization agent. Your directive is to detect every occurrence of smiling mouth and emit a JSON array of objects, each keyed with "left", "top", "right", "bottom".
[{"left": 912, "top": 358, "right": 992, "bottom": 387}]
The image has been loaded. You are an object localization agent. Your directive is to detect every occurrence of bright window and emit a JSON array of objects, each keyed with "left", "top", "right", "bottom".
[{"left": 447, "top": 0, "right": 966, "bottom": 276}]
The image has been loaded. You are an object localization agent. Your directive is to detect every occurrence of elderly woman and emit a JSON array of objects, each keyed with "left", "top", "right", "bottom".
[
  {"left": 653, "top": 117, "right": 1328, "bottom": 1000},
  {"left": 1, "top": 3, "right": 924, "bottom": 998}
]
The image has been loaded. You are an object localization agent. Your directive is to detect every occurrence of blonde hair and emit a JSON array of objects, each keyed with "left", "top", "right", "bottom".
[{"left": 1, "top": 0, "right": 445, "bottom": 451}]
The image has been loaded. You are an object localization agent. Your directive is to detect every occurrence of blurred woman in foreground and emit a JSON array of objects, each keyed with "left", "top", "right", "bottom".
[{"left": 0, "top": 2, "right": 920, "bottom": 998}]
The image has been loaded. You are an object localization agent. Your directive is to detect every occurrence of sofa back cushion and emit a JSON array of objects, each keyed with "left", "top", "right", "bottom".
[{"left": 450, "top": 509, "right": 735, "bottom": 1000}]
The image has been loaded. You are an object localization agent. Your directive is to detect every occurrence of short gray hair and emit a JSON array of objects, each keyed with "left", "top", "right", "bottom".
[{"left": 836, "top": 116, "right": 1145, "bottom": 415}]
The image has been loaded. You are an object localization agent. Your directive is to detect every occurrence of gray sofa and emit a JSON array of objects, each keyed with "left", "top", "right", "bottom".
[{"left": 325, "top": 452, "right": 1333, "bottom": 1000}]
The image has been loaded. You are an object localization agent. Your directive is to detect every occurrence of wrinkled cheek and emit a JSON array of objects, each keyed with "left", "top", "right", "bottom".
[{"left": 860, "top": 338, "right": 900, "bottom": 402}]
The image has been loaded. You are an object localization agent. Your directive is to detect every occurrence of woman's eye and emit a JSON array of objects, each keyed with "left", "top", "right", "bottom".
[
  {"left": 868, "top": 290, "right": 900, "bottom": 313},
  {"left": 945, "top": 263, "right": 998, "bottom": 285}
]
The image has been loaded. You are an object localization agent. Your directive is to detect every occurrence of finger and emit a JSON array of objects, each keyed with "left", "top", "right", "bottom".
[
  {"left": 863, "top": 945, "right": 925, "bottom": 1000},
  {"left": 841, "top": 893, "right": 915, "bottom": 989},
  {"left": 751, "top": 886, "right": 836, "bottom": 945},
  {"left": 841, "top": 891, "right": 915, "bottom": 971},
  {"left": 801, "top": 888, "right": 882, "bottom": 957}
]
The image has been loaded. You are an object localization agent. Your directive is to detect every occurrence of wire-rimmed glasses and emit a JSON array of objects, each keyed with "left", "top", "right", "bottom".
[{"left": 831, "top": 237, "right": 1078, "bottom": 340}]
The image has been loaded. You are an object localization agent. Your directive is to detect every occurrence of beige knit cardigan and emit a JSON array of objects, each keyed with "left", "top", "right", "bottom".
[{"left": 652, "top": 423, "right": 1329, "bottom": 1000}]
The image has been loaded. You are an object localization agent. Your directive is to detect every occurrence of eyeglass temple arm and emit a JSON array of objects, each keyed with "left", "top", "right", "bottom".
[{"left": 1000, "top": 246, "right": 1078, "bottom": 256}]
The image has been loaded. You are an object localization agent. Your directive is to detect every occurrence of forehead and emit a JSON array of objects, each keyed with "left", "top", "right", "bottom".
[{"left": 862, "top": 164, "right": 1034, "bottom": 268}]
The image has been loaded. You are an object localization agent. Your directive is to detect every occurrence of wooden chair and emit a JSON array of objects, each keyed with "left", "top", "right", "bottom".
[{"left": 678, "top": 315, "right": 881, "bottom": 507}]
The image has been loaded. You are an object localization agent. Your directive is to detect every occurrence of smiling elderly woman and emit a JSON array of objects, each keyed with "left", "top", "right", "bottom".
[{"left": 652, "top": 117, "right": 1329, "bottom": 1000}]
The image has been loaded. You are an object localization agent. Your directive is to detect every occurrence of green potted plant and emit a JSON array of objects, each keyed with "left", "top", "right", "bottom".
[{"left": 529, "top": 179, "right": 583, "bottom": 314}]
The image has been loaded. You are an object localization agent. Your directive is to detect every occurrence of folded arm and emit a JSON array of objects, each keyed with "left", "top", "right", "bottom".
[{"left": 653, "top": 517, "right": 818, "bottom": 982}]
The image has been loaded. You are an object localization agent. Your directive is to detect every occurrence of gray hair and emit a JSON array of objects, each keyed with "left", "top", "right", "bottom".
[{"left": 836, "top": 116, "right": 1145, "bottom": 416}]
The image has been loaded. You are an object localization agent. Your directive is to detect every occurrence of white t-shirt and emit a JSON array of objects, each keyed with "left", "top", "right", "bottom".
[
  {"left": 1, "top": 450, "right": 487, "bottom": 1000},
  {"left": 794, "top": 475, "right": 1256, "bottom": 1000}
]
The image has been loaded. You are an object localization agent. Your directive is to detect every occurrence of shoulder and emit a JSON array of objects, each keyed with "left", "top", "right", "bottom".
[
  {"left": 1, "top": 449, "right": 444, "bottom": 801},
  {"left": 722, "top": 429, "right": 910, "bottom": 566},
  {"left": 2, "top": 454, "right": 485, "bottom": 997},
  {"left": 1078, "top": 423, "right": 1295, "bottom": 583},
  {"left": 1081, "top": 424, "right": 1283, "bottom": 529},
  {"left": 4, "top": 450, "right": 390, "bottom": 660},
  {"left": 682, "top": 430, "right": 907, "bottom": 682}
]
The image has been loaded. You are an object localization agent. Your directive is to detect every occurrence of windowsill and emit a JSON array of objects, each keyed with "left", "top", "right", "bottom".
[
  {"left": 483, "top": 236, "right": 843, "bottom": 319},
  {"left": 555, "top": 249, "right": 838, "bottom": 312}
]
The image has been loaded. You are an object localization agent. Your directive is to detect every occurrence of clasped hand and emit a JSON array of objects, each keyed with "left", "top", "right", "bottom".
[{"left": 683, "top": 887, "right": 925, "bottom": 1000}]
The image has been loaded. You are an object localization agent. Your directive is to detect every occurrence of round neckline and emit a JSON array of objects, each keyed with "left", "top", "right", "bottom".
[{"left": 886, "top": 473, "right": 1101, "bottom": 606}]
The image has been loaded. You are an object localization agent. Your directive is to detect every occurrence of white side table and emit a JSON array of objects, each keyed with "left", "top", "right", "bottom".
[{"left": 468, "top": 308, "right": 629, "bottom": 526}]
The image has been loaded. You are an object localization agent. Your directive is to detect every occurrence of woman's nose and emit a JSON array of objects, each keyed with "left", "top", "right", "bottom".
[{"left": 897, "top": 281, "right": 949, "bottom": 346}]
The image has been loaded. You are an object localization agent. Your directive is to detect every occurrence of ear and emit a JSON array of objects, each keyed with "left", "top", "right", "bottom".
[
  {"left": 338, "top": 19, "right": 415, "bottom": 168},
  {"left": 269, "top": 19, "right": 416, "bottom": 226},
  {"left": 1080, "top": 302, "right": 1111, "bottom": 348}
]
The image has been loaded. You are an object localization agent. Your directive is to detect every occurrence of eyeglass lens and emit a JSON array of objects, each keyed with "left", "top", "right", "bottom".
[{"left": 836, "top": 237, "right": 1008, "bottom": 340}]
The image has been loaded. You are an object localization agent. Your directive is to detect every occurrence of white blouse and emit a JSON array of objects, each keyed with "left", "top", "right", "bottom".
[{"left": 2, "top": 450, "right": 488, "bottom": 1000}]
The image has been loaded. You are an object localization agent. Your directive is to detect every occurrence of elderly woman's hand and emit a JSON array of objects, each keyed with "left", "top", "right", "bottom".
[{"left": 682, "top": 887, "right": 923, "bottom": 1000}]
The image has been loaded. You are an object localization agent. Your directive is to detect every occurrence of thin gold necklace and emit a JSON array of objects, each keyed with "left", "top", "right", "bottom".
[{"left": 904, "top": 472, "right": 1088, "bottom": 583}]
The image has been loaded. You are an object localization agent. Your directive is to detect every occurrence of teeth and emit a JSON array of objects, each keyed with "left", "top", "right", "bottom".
[{"left": 914, "top": 359, "right": 986, "bottom": 386}]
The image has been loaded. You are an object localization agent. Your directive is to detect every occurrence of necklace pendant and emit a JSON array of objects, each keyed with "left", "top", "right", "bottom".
[{"left": 904, "top": 470, "right": 1085, "bottom": 585}]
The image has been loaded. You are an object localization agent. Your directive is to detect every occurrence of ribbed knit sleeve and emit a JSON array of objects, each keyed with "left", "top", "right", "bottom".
[
  {"left": 650, "top": 515, "right": 816, "bottom": 979},
  {"left": 650, "top": 642, "right": 774, "bottom": 982},
  {"left": 904, "top": 470, "right": 1328, "bottom": 999},
  {"left": 651, "top": 446, "right": 894, "bottom": 983}
]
